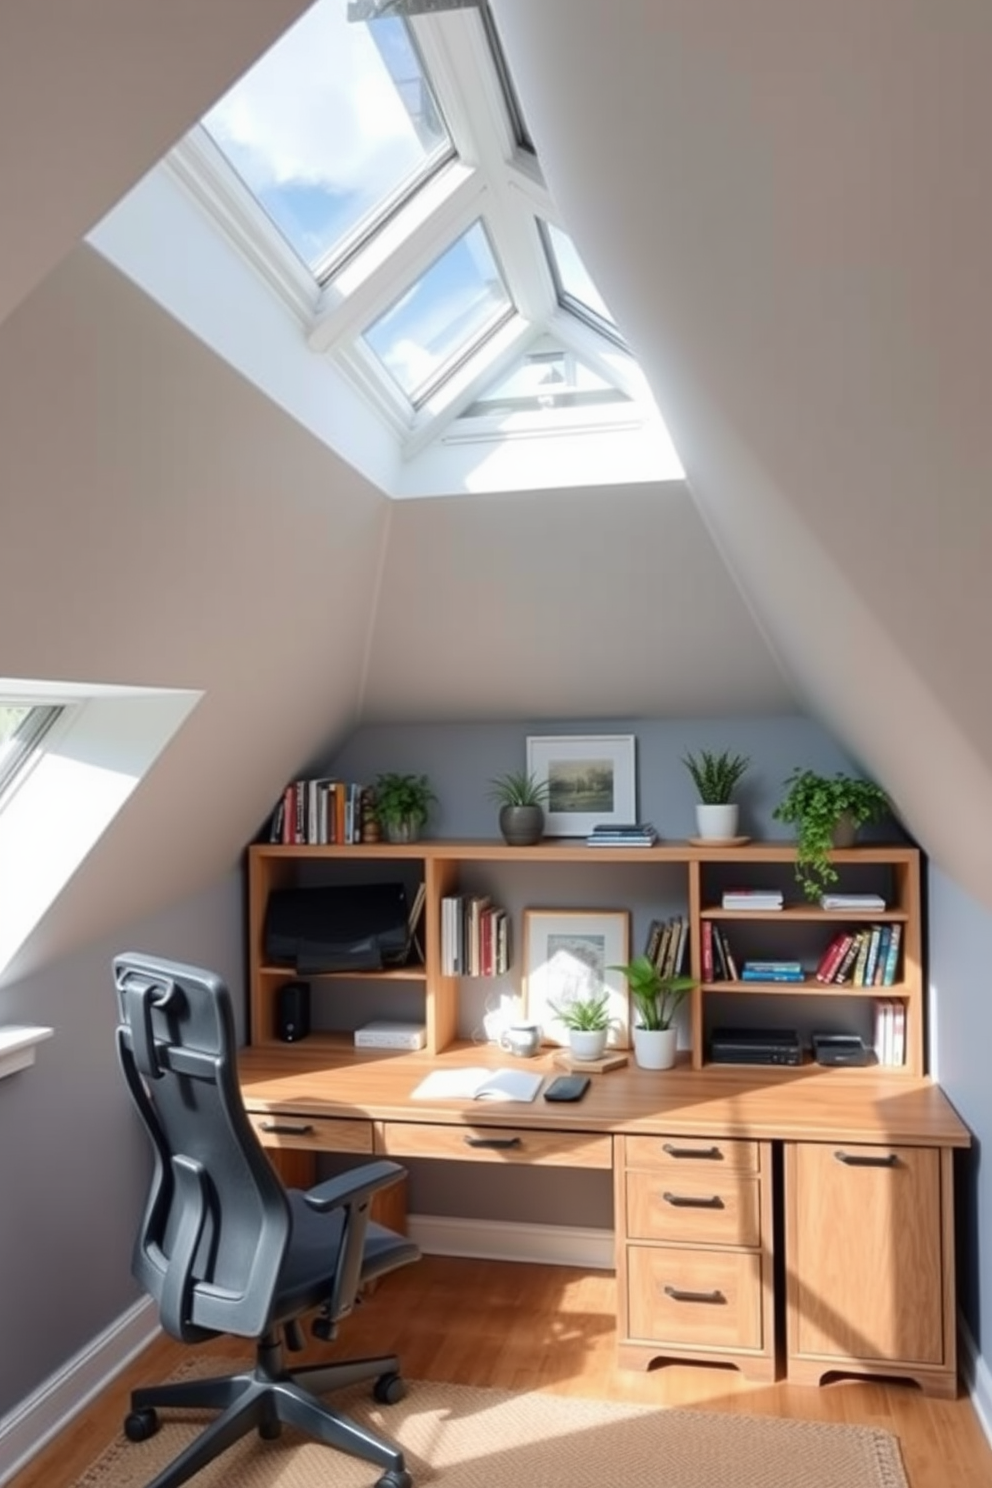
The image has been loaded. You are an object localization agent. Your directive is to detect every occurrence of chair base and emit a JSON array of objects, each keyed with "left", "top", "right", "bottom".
[{"left": 126, "top": 1341, "right": 411, "bottom": 1488}]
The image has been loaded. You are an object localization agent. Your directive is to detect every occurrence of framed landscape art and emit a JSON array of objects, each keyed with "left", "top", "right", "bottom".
[{"left": 526, "top": 734, "right": 636, "bottom": 836}]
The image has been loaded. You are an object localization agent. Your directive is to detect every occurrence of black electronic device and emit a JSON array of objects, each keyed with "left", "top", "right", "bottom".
[
  {"left": 709, "top": 1026, "right": 802, "bottom": 1066},
  {"left": 543, "top": 1074, "right": 591, "bottom": 1102},
  {"left": 812, "top": 1032, "right": 872, "bottom": 1067},
  {"left": 264, "top": 882, "right": 410, "bottom": 974},
  {"left": 276, "top": 981, "right": 311, "bottom": 1042}
]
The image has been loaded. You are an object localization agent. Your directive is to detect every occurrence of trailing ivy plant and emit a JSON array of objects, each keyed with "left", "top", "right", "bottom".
[
  {"left": 681, "top": 749, "right": 750, "bottom": 804},
  {"left": 772, "top": 768, "right": 890, "bottom": 901}
]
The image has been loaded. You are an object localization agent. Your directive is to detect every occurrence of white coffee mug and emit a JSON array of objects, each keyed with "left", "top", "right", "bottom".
[{"left": 499, "top": 1022, "right": 542, "bottom": 1058}]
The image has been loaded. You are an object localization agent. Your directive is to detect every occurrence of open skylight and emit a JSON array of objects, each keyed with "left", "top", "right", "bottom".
[{"left": 89, "top": 0, "right": 684, "bottom": 496}]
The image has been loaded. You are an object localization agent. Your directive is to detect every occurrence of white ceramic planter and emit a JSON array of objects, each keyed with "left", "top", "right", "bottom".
[
  {"left": 632, "top": 1026, "right": 678, "bottom": 1070},
  {"left": 568, "top": 1029, "right": 608, "bottom": 1061},
  {"left": 695, "top": 803, "right": 739, "bottom": 841}
]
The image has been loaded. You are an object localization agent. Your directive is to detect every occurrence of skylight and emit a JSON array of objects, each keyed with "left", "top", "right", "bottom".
[
  {"left": 88, "top": 0, "right": 685, "bottom": 496},
  {"left": 362, "top": 219, "right": 512, "bottom": 403},
  {"left": 202, "top": 4, "right": 453, "bottom": 279}
]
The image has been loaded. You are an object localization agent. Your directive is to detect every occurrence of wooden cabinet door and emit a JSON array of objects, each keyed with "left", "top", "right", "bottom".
[{"left": 786, "top": 1141, "right": 944, "bottom": 1366}]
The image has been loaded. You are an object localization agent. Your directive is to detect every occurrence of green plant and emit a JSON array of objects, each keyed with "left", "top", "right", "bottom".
[
  {"left": 772, "top": 768, "right": 891, "bottom": 901},
  {"left": 610, "top": 955, "right": 696, "bottom": 1031},
  {"left": 546, "top": 989, "right": 612, "bottom": 1032},
  {"left": 372, "top": 771, "right": 436, "bottom": 830},
  {"left": 682, "top": 749, "right": 751, "bottom": 804},
  {"left": 487, "top": 770, "right": 550, "bottom": 808}
]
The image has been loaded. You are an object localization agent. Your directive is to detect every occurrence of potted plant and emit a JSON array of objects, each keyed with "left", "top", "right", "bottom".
[
  {"left": 372, "top": 772, "right": 436, "bottom": 844},
  {"left": 682, "top": 748, "right": 750, "bottom": 840},
  {"left": 546, "top": 988, "right": 613, "bottom": 1061},
  {"left": 487, "top": 770, "right": 550, "bottom": 846},
  {"left": 611, "top": 955, "right": 695, "bottom": 1069},
  {"left": 772, "top": 768, "right": 891, "bottom": 902}
]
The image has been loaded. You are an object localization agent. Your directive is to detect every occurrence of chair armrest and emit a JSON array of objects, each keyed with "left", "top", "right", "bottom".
[{"left": 302, "top": 1160, "right": 406, "bottom": 1214}]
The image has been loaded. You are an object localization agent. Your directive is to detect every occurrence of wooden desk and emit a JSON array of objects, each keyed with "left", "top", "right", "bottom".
[{"left": 238, "top": 1043, "right": 971, "bottom": 1396}]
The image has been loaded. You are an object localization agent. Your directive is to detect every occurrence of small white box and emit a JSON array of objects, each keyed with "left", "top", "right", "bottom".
[{"left": 354, "top": 1020, "right": 426, "bottom": 1051}]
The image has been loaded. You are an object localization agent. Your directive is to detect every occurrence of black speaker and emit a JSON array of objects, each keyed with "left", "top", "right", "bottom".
[{"left": 275, "top": 981, "right": 310, "bottom": 1042}]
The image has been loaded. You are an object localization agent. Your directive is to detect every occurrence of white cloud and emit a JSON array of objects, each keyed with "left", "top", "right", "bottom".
[{"left": 205, "top": 1, "right": 429, "bottom": 197}]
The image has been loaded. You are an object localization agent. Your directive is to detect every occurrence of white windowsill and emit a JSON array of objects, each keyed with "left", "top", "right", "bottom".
[{"left": 0, "top": 1026, "right": 53, "bottom": 1080}]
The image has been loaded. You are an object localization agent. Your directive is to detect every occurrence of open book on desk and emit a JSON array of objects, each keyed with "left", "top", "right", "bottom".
[{"left": 410, "top": 1067, "right": 544, "bottom": 1103}]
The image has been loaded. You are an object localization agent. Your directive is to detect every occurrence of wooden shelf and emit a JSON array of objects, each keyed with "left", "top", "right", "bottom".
[{"left": 246, "top": 838, "right": 924, "bottom": 1073}]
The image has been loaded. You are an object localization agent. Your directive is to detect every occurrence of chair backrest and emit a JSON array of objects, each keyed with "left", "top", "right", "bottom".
[{"left": 114, "top": 951, "right": 290, "bottom": 1343}]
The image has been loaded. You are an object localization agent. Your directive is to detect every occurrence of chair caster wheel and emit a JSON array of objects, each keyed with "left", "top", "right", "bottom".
[
  {"left": 312, "top": 1315, "right": 334, "bottom": 1341},
  {"left": 373, "top": 1372, "right": 406, "bottom": 1405},
  {"left": 124, "top": 1407, "right": 159, "bottom": 1442},
  {"left": 375, "top": 1471, "right": 412, "bottom": 1488}
]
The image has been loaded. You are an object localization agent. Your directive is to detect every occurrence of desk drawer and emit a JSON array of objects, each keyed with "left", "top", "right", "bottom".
[
  {"left": 247, "top": 1112, "right": 374, "bottom": 1156},
  {"left": 623, "top": 1135, "right": 759, "bottom": 1175},
  {"left": 626, "top": 1246, "right": 763, "bottom": 1351},
  {"left": 378, "top": 1122, "right": 612, "bottom": 1168},
  {"left": 626, "top": 1170, "right": 760, "bottom": 1247}
]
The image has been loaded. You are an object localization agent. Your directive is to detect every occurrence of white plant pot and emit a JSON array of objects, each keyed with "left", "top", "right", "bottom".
[
  {"left": 632, "top": 1026, "right": 678, "bottom": 1070},
  {"left": 695, "top": 803, "right": 739, "bottom": 841},
  {"left": 568, "top": 1029, "right": 608, "bottom": 1061}
]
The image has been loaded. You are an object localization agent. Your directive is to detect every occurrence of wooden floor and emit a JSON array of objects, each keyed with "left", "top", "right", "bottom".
[{"left": 11, "top": 1257, "right": 992, "bottom": 1488}]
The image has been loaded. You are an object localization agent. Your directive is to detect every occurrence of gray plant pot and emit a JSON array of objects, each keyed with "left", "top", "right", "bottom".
[{"left": 498, "top": 804, "right": 545, "bottom": 846}]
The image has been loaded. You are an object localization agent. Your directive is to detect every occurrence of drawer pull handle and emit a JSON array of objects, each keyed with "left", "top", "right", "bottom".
[
  {"left": 834, "top": 1150, "right": 898, "bottom": 1168},
  {"left": 664, "top": 1285, "right": 727, "bottom": 1305},
  {"left": 662, "top": 1191, "right": 725, "bottom": 1209},
  {"left": 464, "top": 1136, "right": 522, "bottom": 1150},
  {"left": 662, "top": 1143, "right": 723, "bottom": 1161},
  {"left": 259, "top": 1121, "right": 315, "bottom": 1136}
]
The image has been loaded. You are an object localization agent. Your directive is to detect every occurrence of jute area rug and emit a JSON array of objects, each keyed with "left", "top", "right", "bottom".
[{"left": 73, "top": 1365, "right": 909, "bottom": 1488}]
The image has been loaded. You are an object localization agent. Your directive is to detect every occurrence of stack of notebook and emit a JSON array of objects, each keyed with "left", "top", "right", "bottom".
[{"left": 586, "top": 823, "right": 659, "bottom": 847}]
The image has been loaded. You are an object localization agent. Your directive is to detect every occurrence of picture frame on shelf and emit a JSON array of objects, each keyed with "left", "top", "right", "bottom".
[
  {"left": 522, "top": 908, "right": 630, "bottom": 1048},
  {"left": 526, "top": 734, "right": 636, "bottom": 837}
]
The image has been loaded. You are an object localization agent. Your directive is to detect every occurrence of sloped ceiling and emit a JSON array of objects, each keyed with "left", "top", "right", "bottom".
[
  {"left": 12, "top": 1, "right": 990, "bottom": 968},
  {"left": 0, "top": 0, "right": 311, "bottom": 329},
  {"left": 494, "top": 0, "right": 992, "bottom": 910}
]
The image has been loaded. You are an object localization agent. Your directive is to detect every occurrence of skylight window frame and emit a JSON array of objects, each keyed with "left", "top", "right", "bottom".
[
  {"left": 536, "top": 217, "right": 630, "bottom": 354},
  {"left": 359, "top": 214, "right": 517, "bottom": 409},
  {"left": 0, "top": 704, "right": 65, "bottom": 804}
]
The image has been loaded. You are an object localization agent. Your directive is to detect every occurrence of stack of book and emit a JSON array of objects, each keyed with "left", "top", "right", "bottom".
[
  {"left": 586, "top": 822, "right": 658, "bottom": 847},
  {"left": 441, "top": 894, "right": 509, "bottom": 977},
  {"left": 644, "top": 914, "right": 689, "bottom": 976},
  {"left": 874, "top": 998, "right": 906, "bottom": 1065},
  {"left": 820, "top": 892, "right": 887, "bottom": 912},
  {"left": 721, "top": 887, "right": 784, "bottom": 911},
  {"left": 740, "top": 960, "right": 805, "bottom": 982},
  {"left": 815, "top": 923, "right": 902, "bottom": 986},
  {"left": 701, "top": 921, "right": 738, "bottom": 981}
]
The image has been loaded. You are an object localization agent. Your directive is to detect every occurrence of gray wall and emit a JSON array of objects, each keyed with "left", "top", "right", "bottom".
[
  {"left": 0, "top": 871, "right": 245, "bottom": 1418},
  {"left": 928, "top": 867, "right": 992, "bottom": 1360}
]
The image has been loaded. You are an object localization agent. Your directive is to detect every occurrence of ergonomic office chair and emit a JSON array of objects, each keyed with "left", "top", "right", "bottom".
[{"left": 113, "top": 951, "right": 420, "bottom": 1488}]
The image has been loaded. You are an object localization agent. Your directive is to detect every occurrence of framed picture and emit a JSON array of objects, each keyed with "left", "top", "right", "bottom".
[
  {"left": 526, "top": 734, "right": 636, "bottom": 837},
  {"left": 522, "top": 909, "right": 630, "bottom": 1048}
]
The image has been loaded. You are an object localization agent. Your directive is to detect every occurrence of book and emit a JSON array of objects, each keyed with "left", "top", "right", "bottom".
[
  {"left": 586, "top": 823, "right": 658, "bottom": 846},
  {"left": 410, "top": 1067, "right": 544, "bottom": 1103},
  {"left": 833, "top": 931, "right": 865, "bottom": 984},
  {"left": 881, "top": 923, "right": 902, "bottom": 985},
  {"left": 816, "top": 931, "right": 851, "bottom": 983},
  {"left": 721, "top": 889, "right": 783, "bottom": 910},
  {"left": 820, "top": 893, "right": 887, "bottom": 911}
]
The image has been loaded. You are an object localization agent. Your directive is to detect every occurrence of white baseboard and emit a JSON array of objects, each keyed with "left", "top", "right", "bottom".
[
  {"left": 959, "top": 1314, "right": 992, "bottom": 1451},
  {"left": 0, "top": 1298, "right": 159, "bottom": 1487},
  {"left": 407, "top": 1213, "right": 615, "bottom": 1270}
]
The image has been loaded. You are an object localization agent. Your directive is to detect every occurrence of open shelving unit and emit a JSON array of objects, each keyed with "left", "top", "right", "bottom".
[{"left": 246, "top": 838, "right": 923, "bottom": 1075}]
